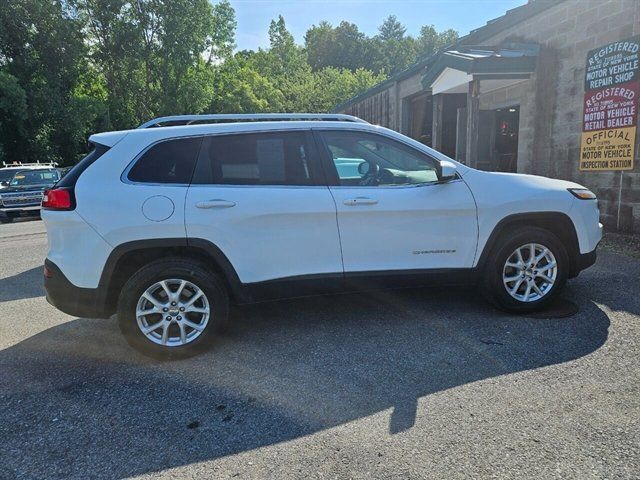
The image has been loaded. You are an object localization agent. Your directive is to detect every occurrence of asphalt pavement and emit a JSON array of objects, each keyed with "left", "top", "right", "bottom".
[{"left": 0, "top": 219, "right": 638, "bottom": 479}]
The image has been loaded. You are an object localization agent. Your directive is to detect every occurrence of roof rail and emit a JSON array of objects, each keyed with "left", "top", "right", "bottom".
[
  {"left": 1, "top": 161, "right": 59, "bottom": 168},
  {"left": 137, "top": 113, "right": 368, "bottom": 129}
]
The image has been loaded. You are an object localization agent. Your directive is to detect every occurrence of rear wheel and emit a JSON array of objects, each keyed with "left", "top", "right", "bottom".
[
  {"left": 117, "top": 258, "right": 229, "bottom": 359},
  {"left": 482, "top": 227, "right": 568, "bottom": 313}
]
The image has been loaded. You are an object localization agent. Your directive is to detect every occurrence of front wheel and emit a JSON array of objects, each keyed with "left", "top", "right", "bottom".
[
  {"left": 117, "top": 258, "right": 229, "bottom": 359},
  {"left": 482, "top": 227, "right": 569, "bottom": 313}
]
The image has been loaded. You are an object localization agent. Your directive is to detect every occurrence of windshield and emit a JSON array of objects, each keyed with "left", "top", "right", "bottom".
[{"left": 9, "top": 169, "right": 60, "bottom": 187}]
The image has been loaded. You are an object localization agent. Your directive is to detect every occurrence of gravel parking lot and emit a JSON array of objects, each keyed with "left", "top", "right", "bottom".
[{"left": 0, "top": 219, "right": 638, "bottom": 479}]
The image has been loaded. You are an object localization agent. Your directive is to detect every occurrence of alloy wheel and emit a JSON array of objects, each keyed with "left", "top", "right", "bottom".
[
  {"left": 502, "top": 243, "right": 557, "bottom": 303},
  {"left": 135, "top": 278, "right": 210, "bottom": 346}
]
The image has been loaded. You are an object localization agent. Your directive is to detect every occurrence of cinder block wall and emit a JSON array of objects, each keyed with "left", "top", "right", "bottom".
[{"left": 480, "top": 0, "right": 640, "bottom": 231}]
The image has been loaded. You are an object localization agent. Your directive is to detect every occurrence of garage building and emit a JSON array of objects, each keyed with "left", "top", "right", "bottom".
[{"left": 333, "top": 0, "right": 640, "bottom": 232}]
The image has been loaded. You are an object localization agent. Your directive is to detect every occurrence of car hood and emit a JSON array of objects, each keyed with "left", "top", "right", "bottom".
[
  {"left": 461, "top": 169, "right": 590, "bottom": 217},
  {"left": 468, "top": 170, "right": 586, "bottom": 192}
]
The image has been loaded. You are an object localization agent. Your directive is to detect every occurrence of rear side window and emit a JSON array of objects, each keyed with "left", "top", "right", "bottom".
[
  {"left": 128, "top": 136, "right": 202, "bottom": 184},
  {"left": 192, "top": 131, "right": 318, "bottom": 186}
]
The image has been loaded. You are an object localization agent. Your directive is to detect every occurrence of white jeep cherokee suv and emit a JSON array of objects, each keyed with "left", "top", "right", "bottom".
[{"left": 42, "top": 114, "right": 602, "bottom": 358}]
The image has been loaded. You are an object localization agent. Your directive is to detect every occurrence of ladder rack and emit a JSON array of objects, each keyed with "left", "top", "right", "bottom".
[{"left": 1, "top": 161, "right": 58, "bottom": 168}]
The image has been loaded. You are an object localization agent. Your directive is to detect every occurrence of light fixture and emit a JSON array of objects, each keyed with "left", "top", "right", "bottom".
[{"left": 568, "top": 188, "right": 596, "bottom": 200}]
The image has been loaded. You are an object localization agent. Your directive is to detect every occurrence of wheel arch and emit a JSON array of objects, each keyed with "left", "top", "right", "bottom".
[
  {"left": 99, "top": 238, "right": 248, "bottom": 316},
  {"left": 476, "top": 212, "right": 580, "bottom": 278}
]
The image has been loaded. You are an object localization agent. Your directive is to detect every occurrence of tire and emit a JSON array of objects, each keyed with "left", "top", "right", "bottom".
[
  {"left": 117, "top": 257, "right": 229, "bottom": 360},
  {"left": 481, "top": 226, "right": 569, "bottom": 313},
  {"left": 0, "top": 217, "right": 14, "bottom": 224}
]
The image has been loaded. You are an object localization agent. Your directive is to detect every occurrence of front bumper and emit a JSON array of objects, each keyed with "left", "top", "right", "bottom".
[
  {"left": 1, "top": 205, "right": 41, "bottom": 217},
  {"left": 44, "top": 259, "right": 110, "bottom": 318}
]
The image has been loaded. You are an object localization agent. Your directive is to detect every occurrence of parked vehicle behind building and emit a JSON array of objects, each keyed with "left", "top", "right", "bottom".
[{"left": 41, "top": 114, "right": 602, "bottom": 359}]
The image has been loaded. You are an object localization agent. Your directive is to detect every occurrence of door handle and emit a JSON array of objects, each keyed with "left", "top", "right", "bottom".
[
  {"left": 195, "top": 199, "right": 236, "bottom": 209},
  {"left": 343, "top": 197, "right": 378, "bottom": 206}
]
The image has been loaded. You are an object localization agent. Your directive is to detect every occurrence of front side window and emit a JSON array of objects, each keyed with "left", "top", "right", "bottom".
[
  {"left": 320, "top": 130, "right": 440, "bottom": 187},
  {"left": 128, "top": 137, "right": 202, "bottom": 184},
  {"left": 192, "top": 131, "right": 316, "bottom": 186}
]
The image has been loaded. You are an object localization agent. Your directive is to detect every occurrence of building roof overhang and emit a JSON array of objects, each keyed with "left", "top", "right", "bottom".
[
  {"left": 423, "top": 43, "right": 539, "bottom": 94},
  {"left": 333, "top": 0, "right": 563, "bottom": 113}
]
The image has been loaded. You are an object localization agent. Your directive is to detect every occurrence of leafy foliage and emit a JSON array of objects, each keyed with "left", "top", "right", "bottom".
[
  {"left": 0, "top": 3, "right": 457, "bottom": 165},
  {"left": 305, "top": 15, "right": 459, "bottom": 75},
  {"left": 0, "top": 0, "right": 100, "bottom": 164}
]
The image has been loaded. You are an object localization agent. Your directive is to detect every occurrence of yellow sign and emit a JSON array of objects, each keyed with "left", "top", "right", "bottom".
[{"left": 579, "top": 126, "right": 636, "bottom": 171}]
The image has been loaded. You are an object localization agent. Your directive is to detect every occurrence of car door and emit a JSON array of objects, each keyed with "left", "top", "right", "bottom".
[
  {"left": 185, "top": 129, "right": 343, "bottom": 287},
  {"left": 90, "top": 135, "right": 201, "bottom": 246},
  {"left": 315, "top": 129, "right": 478, "bottom": 276}
]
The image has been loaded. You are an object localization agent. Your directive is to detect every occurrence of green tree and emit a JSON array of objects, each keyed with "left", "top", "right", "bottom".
[
  {"left": 305, "top": 21, "right": 335, "bottom": 70},
  {"left": 305, "top": 21, "right": 371, "bottom": 72},
  {"left": 305, "top": 16, "right": 458, "bottom": 76},
  {"left": 207, "top": 0, "right": 237, "bottom": 65},
  {"left": 370, "top": 16, "right": 418, "bottom": 75},
  {"left": 417, "top": 25, "right": 458, "bottom": 58},
  {"left": 75, "top": 0, "right": 236, "bottom": 128},
  {"left": 377, "top": 15, "right": 406, "bottom": 41},
  {"left": 0, "top": 72, "right": 28, "bottom": 164},
  {"left": 0, "top": 4, "right": 458, "bottom": 166},
  {"left": 0, "top": 0, "right": 103, "bottom": 165},
  {"left": 249, "top": 15, "right": 313, "bottom": 111},
  {"left": 265, "top": 15, "right": 307, "bottom": 76},
  {"left": 269, "top": 15, "right": 296, "bottom": 58},
  {"left": 305, "top": 21, "right": 372, "bottom": 70},
  {"left": 210, "top": 56, "right": 285, "bottom": 113},
  {"left": 305, "top": 67, "right": 385, "bottom": 112}
]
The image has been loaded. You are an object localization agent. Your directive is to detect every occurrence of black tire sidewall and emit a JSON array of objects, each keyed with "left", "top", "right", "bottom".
[
  {"left": 117, "top": 259, "right": 229, "bottom": 360},
  {"left": 483, "top": 227, "right": 568, "bottom": 313}
]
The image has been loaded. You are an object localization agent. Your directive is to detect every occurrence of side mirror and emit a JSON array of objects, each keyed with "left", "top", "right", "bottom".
[
  {"left": 439, "top": 160, "right": 457, "bottom": 182},
  {"left": 0, "top": 181, "right": 8, "bottom": 187}
]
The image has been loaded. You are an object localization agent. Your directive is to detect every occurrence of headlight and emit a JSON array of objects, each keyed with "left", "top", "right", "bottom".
[{"left": 568, "top": 188, "right": 597, "bottom": 200}]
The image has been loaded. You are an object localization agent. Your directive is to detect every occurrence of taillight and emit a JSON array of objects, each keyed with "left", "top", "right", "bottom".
[{"left": 42, "top": 188, "right": 74, "bottom": 210}]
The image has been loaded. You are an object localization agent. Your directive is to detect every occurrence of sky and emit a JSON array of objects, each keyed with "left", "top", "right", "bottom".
[{"left": 231, "top": 0, "right": 528, "bottom": 51}]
